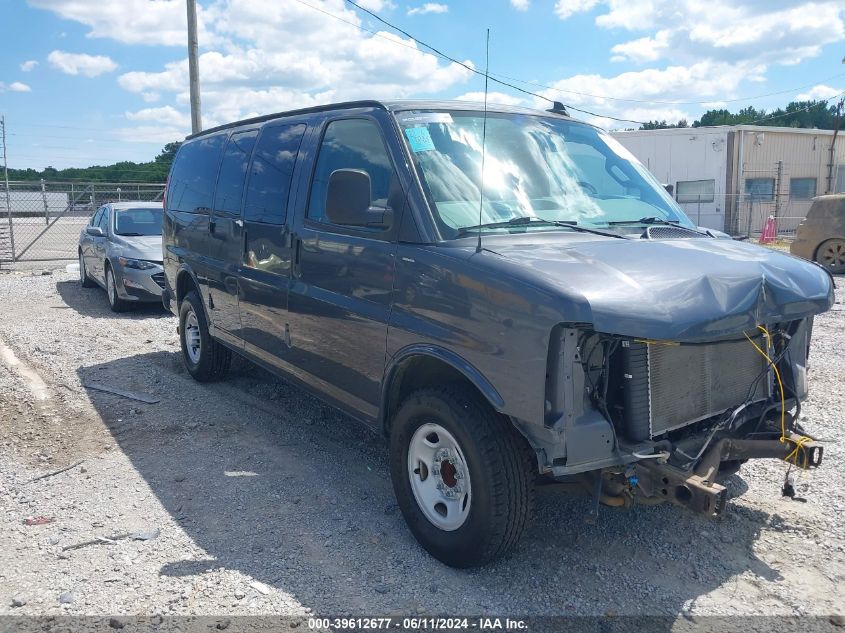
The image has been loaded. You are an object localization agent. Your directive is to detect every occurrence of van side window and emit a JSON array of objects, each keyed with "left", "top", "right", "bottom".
[
  {"left": 307, "top": 119, "right": 398, "bottom": 229},
  {"left": 213, "top": 130, "right": 258, "bottom": 216},
  {"left": 243, "top": 123, "right": 306, "bottom": 225},
  {"left": 90, "top": 208, "right": 103, "bottom": 226},
  {"left": 168, "top": 134, "right": 226, "bottom": 214}
]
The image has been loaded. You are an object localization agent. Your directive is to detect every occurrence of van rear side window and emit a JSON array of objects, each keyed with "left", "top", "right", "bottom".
[
  {"left": 168, "top": 134, "right": 226, "bottom": 214},
  {"left": 243, "top": 123, "right": 307, "bottom": 225},
  {"left": 214, "top": 130, "right": 259, "bottom": 216}
]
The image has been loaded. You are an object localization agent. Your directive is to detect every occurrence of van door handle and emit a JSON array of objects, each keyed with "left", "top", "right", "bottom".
[
  {"left": 292, "top": 235, "right": 302, "bottom": 278},
  {"left": 234, "top": 219, "right": 243, "bottom": 227}
]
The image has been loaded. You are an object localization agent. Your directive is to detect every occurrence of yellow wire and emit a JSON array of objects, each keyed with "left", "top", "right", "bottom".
[{"left": 744, "top": 326, "right": 812, "bottom": 468}]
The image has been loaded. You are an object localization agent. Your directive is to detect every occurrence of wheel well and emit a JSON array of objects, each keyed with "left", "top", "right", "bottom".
[
  {"left": 383, "top": 355, "right": 486, "bottom": 435},
  {"left": 176, "top": 270, "right": 199, "bottom": 306}
]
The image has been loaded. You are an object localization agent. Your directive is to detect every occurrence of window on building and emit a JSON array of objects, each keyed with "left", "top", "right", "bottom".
[
  {"left": 675, "top": 179, "right": 715, "bottom": 203},
  {"left": 243, "top": 123, "right": 306, "bottom": 225},
  {"left": 789, "top": 178, "right": 817, "bottom": 201},
  {"left": 745, "top": 178, "right": 775, "bottom": 201}
]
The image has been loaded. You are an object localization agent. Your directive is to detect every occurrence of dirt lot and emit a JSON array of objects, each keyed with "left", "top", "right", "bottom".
[{"left": 1, "top": 267, "right": 844, "bottom": 619}]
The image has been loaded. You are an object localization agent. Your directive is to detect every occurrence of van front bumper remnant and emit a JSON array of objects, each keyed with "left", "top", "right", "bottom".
[{"left": 632, "top": 433, "right": 824, "bottom": 517}]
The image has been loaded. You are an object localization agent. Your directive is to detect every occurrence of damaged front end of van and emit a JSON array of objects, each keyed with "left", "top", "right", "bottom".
[{"left": 503, "top": 238, "right": 834, "bottom": 517}]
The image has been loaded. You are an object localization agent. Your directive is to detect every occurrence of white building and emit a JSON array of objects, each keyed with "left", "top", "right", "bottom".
[{"left": 612, "top": 125, "right": 845, "bottom": 234}]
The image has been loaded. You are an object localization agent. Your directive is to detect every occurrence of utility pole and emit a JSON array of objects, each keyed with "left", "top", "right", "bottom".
[
  {"left": 1, "top": 116, "right": 15, "bottom": 261},
  {"left": 186, "top": 0, "right": 202, "bottom": 134},
  {"left": 826, "top": 97, "right": 843, "bottom": 194}
]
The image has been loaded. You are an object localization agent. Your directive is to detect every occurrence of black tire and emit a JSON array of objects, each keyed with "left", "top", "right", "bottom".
[
  {"left": 79, "top": 251, "right": 95, "bottom": 288},
  {"left": 389, "top": 385, "right": 535, "bottom": 567},
  {"left": 105, "top": 263, "right": 129, "bottom": 313},
  {"left": 179, "top": 290, "right": 231, "bottom": 382},
  {"left": 815, "top": 238, "right": 845, "bottom": 274}
]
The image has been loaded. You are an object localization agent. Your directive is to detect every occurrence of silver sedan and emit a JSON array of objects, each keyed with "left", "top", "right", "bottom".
[{"left": 77, "top": 202, "right": 165, "bottom": 312}]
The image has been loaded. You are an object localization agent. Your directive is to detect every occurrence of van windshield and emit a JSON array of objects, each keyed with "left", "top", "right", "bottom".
[{"left": 396, "top": 110, "right": 693, "bottom": 236}]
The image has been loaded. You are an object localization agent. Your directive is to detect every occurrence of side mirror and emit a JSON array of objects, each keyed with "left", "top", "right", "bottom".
[
  {"left": 325, "top": 169, "right": 393, "bottom": 229},
  {"left": 86, "top": 226, "right": 105, "bottom": 237}
]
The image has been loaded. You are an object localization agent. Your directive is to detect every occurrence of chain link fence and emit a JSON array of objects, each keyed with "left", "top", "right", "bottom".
[
  {"left": 1, "top": 180, "right": 165, "bottom": 264},
  {"left": 674, "top": 192, "right": 816, "bottom": 241}
]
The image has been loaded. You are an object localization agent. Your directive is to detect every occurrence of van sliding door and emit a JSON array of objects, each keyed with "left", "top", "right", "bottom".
[
  {"left": 238, "top": 122, "right": 307, "bottom": 367},
  {"left": 207, "top": 129, "right": 258, "bottom": 341}
]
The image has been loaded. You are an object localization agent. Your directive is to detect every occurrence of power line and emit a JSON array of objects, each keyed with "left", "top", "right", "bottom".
[
  {"left": 305, "top": 0, "right": 845, "bottom": 113},
  {"left": 341, "top": 0, "right": 649, "bottom": 124}
]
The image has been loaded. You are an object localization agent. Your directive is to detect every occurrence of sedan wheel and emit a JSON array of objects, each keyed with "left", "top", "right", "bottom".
[
  {"left": 105, "top": 266, "right": 128, "bottom": 312},
  {"left": 79, "top": 252, "right": 94, "bottom": 287},
  {"left": 817, "top": 239, "right": 845, "bottom": 274}
]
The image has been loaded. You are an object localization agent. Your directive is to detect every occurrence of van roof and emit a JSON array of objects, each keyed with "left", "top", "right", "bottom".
[{"left": 186, "top": 99, "right": 581, "bottom": 141}]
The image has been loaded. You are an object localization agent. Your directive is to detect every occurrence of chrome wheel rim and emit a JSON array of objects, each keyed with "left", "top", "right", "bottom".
[
  {"left": 407, "top": 422, "right": 472, "bottom": 531},
  {"left": 79, "top": 253, "right": 85, "bottom": 283},
  {"left": 106, "top": 269, "right": 116, "bottom": 304},
  {"left": 820, "top": 240, "right": 845, "bottom": 273},
  {"left": 184, "top": 309, "right": 202, "bottom": 364}
]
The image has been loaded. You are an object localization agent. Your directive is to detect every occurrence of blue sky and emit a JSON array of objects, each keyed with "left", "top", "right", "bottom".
[{"left": 1, "top": 0, "right": 844, "bottom": 171}]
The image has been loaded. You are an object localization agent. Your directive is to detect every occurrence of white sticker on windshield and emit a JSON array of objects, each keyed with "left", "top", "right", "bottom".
[{"left": 397, "top": 112, "right": 453, "bottom": 125}]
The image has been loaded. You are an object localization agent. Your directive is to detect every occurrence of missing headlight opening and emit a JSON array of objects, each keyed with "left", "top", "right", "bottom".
[{"left": 559, "top": 322, "right": 823, "bottom": 517}]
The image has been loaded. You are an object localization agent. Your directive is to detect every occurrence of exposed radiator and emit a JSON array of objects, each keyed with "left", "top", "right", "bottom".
[{"left": 620, "top": 338, "right": 770, "bottom": 442}]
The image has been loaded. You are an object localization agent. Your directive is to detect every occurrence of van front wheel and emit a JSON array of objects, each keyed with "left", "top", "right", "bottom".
[
  {"left": 389, "top": 386, "right": 534, "bottom": 567},
  {"left": 179, "top": 291, "right": 231, "bottom": 382}
]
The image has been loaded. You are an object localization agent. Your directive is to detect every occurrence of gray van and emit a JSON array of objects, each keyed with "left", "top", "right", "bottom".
[{"left": 162, "top": 100, "right": 832, "bottom": 567}]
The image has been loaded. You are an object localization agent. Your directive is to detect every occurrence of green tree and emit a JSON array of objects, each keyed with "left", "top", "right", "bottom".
[{"left": 6, "top": 142, "right": 182, "bottom": 183}]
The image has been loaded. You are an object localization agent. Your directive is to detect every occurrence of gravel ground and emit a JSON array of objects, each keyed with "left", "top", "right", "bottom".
[{"left": 0, "top": 267, "right": 843, "bottom": 619}]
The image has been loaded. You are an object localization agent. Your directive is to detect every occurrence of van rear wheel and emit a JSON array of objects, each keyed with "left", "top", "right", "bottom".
[
  {"left": 389, "top": 385, "right": 534, "bottom": 567},
  {"left": 179, "top": 290, "right": 231, "bottom": 382}
]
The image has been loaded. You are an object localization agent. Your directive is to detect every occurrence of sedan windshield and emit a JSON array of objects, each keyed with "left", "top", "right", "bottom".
[
  {"left": 114, "top": 207, "right": 163, "bottom": 236},
  {"left": 396, "top": 110, "right": 693, "bottom": 236}
]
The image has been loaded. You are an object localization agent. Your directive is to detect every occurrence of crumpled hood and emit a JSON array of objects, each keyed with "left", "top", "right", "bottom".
[
  {"left": 489, "top": 237, "right": 834, "bottom": 341},
  {"left": 111, "top": 235, "right": 163, "bottom": 263}
]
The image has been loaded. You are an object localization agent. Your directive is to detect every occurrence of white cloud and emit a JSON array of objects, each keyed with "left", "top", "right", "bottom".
[
  {"left": 532, "top": 60, "right": 770, "bottom": 129},
  {"left": 113, "top": 0, "right": 472, "bottom": 130},
  {"left": 554, "top": 0, "right": 599, "bottom": 20},
  {"left": 20, "top": 60, "right": 38, "bottom": 72},
  {"left": 125, "top": 105, "right": 191, "bottom": 128},
  {"left": 0, "top": 82, "right": 33, "bottom": 93},
  {"left": 47, "top": 50, "right": 117, "bottom": 77},
  {"left": 510, "top": 0, "right": 530, "bottom": 9},
  {"left": 407, "top": 3, "right": 448, "bottom": 15},
  {"left": 28, "top": 0, "right": 217, "bottom": 47},
  {"left": 454, "top": 91, "right": 524, "bottom": 106},
  {"left": 141, "top": 91, "right": 161, "bottom": 103},
  {"left": 591, "top": 1, "right": 844, "bottom": 69},
  {"left": 610, "top": 30, "right": 671, "bottom": 64},
  {"left": 796, "top": 84, "right": 844, "bottom": 101}
]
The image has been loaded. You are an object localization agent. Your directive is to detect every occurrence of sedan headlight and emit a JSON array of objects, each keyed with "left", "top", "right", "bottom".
[{"left": 118, "top": 257, "right": 159, "bottom": 270}]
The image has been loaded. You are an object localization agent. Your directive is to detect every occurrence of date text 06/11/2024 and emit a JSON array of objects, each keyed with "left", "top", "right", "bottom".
[{"left": 307, "top": 618, "right": 529, "bottom": 630}]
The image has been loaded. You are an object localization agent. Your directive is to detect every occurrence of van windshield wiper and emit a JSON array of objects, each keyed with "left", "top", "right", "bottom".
[
  {"left": 607, "top": 216, "right": 680, "bottom": 226},
  {"left": 457, "top": 216, "right": 628, "bottom": 239}
]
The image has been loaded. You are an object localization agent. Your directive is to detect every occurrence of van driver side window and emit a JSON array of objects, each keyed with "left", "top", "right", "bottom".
[{"left": 306, "top": 118, "right": 400, "bottom": 231}]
